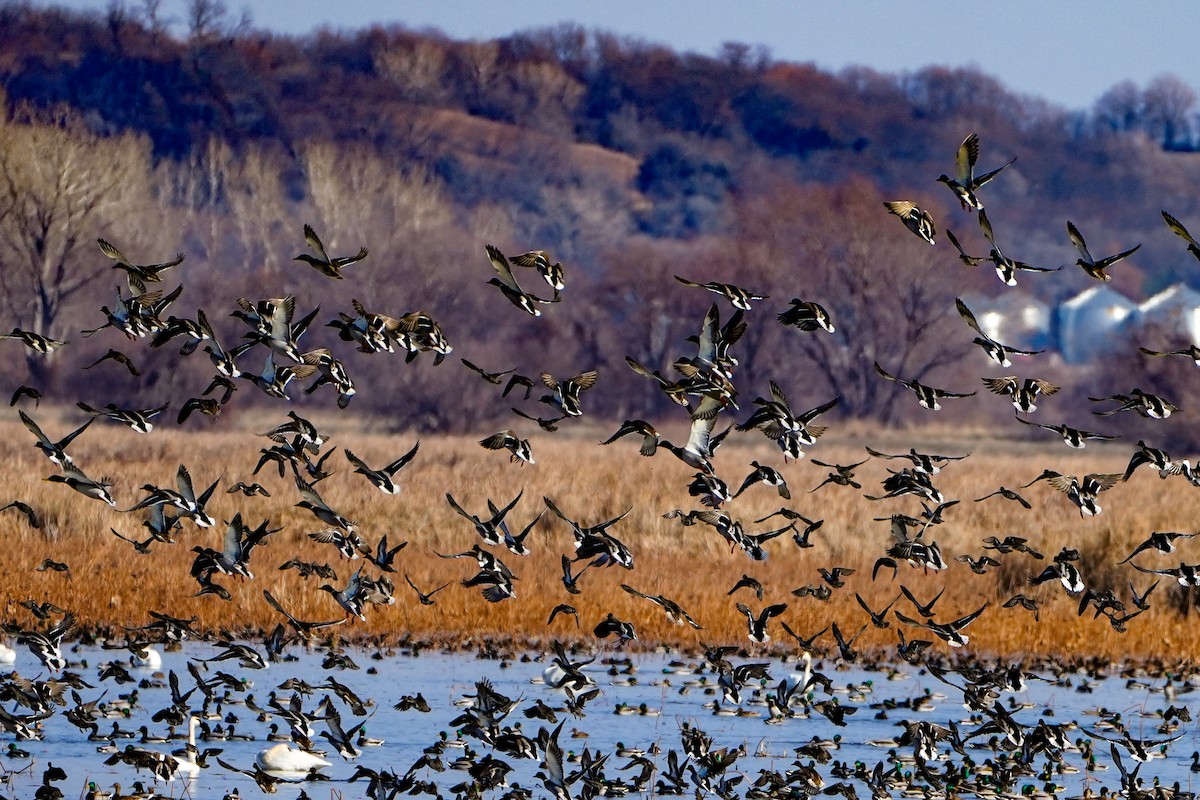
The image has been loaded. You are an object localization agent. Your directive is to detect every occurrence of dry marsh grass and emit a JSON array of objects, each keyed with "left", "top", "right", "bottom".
[{"left": 3, "top": 411, "right": 1200, "bottom": 665}]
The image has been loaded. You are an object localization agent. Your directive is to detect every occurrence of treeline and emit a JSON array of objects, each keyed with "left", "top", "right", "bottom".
[{"left": 0, "top": 3, "right": 1199, "bottom": 438}]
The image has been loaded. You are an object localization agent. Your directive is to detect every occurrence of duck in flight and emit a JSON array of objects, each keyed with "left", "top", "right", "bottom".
[
  {"left": 485, "top": 245, "right": 560, "bottom": 317},
  {"left": 955, "top": 298, "right": 1043, "bottom": 367},
  {"left": 884, "top": 201, "right": 936, "bottom": 245},
  {"left": 673, "top": 275, "right": 767, "bottom": 311},
  {"left": 1162, "top": 210, "right": 1200, "bottom": 262},
  {"left": 874, "top": 361, "right": 975, "bottom": 411},
  {"left": 1067, "top": 220, "right": 1141, "bottom": 281},
  {"left": 294, "top": 224, "right": 368, "bottom": 279},
  {"left": 936, "top": 132, "right": 1015, "bottom": 211}
]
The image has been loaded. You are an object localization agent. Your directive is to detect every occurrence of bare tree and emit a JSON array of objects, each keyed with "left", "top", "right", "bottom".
[
  {"left": 0, "top": 107, "right": 153, "bottom": 380},
  {"left": 1143, "top": 74, "right": 1197, "bottom": 150},
  {"left": 1093, "top": 80, "right": 1143, "bottom": 134},
  {"left": 725, "top": 174, "right": 965, "bottom": 423}
]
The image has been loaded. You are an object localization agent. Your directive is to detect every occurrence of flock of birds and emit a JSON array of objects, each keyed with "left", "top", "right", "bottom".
[{"left": 0, "top": 132, "right": 1198, "bottom": 799}]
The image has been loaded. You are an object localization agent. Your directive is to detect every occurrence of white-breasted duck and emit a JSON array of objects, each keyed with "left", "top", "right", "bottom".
[
  {"left": 1024, "top": 470, "right": 1122, "bottom": 517},
  {"left": 777, "top": 298, "right": 834, "bottom": 332},
  {"left": 734, "top": 461, "right": 791, "bottom": 499},
  {"left": 446, "top": 490, "right": 523, "bottom": 546},
  {"left": 1067, "top": 220, "right": 1141, "bottom": 282},
  {"left": 1017, "top": 419, "right": 1118, "bottom": 450},
  {"left": 76, "top": 401, "right": 169, "bottom": 434},
  {"left": 539, "top": 370, "right": 598, "bottom": 417},
  {"left": 509, "top": 249, "right": 566, "bottom": 291},
  {"left": 344, "top": 442, "right": 419, "bottom": 495},
  {"left": 673, "top": 275, "right": 767, "bottom": 311},
  {"left": 47, "top": 464, "right": 116, "bottom": 506},
  {"left": 1089, "top": 388, "right": 1178, "bottom": 419},
  {"left": 1119, "top": 531, "right": 1197, "bottom": 564},
  {"left": 0, "top": 327, "right": 69, "bottom": 354},
  {"left": 294, "top": 223, "right": 367, "bottom": 279},
  {"left": 936, "top": 132, "right": 1015, "bottom": 211},
  {"left": 14, "top": 612, "right": 76, "bottom": 672},
  {"left": 1122, "top": 440, "right": 1174, "bottom": 481},
  {"left": 874, "top": 361, "right": 975, "bottom": 411},
  {"left": 1139, "top": 343, "right": 1200, "bottom": 367},
  {"left": 863, "top": 445, "right": 966, "bottom": 474},
  {"left": 955, "top": 297, "right": 1043, "bottom": 367},
  {"left": 20, "top": 411, "right": 92, "bottom": 468},
  {"left": 979, "top": 209, "right": 1060, "bottom": 285},
  {"left": 485, "top": 245, "right": 560, "bottom": 317},
  {"left": 883, "top": 201, "right": 936, "bottom": 245},
  {"left": 97, "top": 238, "right": 184, "bottom": 284},
  {"left": 735, "top": 602, "right": 787, "bottom": 643},
  {"left": 981, "top": 376, "right": 1059, "bottom": 413},
  {"left": 479, "top": 430, "right": 535, "bottom": 465}
]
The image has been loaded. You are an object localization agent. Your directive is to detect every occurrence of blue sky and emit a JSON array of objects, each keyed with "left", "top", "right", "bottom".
[{"left": 39, "top": 0, "right": 1200, "bottom": 110}]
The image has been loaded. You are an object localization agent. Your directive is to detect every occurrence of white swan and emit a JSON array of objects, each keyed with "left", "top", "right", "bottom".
[
  {"left": 131, "top": 646, "right": 162, "bottom": 669},
  {"left": 0, "top": 640, "right": 16, "bottom": 665},
  {"left": 785, "top": 652, "right": 813, "bottom": 695},
  {"left": 255, "top": 743, "right": 332, "bottom": 773},
  {"left": 541, "top": 664, "right": 568, "bottom": 688},
  {"left": 163, "top": 717, "right": 201, "bottom": 778}
]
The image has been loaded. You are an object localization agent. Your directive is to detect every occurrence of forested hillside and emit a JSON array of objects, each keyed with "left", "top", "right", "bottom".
[{"left": 1, "top": 3, "right": 1199, "bottom": 434}]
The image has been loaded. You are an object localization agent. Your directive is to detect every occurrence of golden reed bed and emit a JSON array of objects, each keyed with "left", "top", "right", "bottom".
[{"left": 2, "top": 411, "right": 1198, "bottom": 665}]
